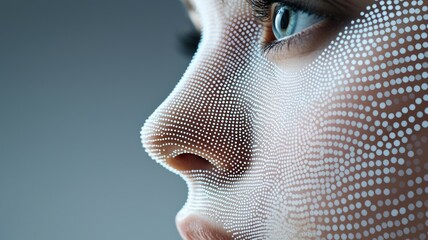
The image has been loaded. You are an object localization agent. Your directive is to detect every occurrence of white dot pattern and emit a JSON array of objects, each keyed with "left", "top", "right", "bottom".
[{"left": 141, "top": 0, "right": 428, "bottom": 239}]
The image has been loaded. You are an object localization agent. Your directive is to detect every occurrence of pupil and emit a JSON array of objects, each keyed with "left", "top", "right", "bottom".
[{"left": 280, "top": 9, "right": 290, "bottom": 31}]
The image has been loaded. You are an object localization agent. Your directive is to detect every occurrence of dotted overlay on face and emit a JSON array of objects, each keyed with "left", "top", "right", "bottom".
[{"left": 142, "top": 0, "right": 428, "bottom": 239}]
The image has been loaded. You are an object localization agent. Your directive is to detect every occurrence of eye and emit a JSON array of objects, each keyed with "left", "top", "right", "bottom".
[
  {"left": 258, "top": 2, "right": 349, "bottom": 59},
  {"left": 272, "top": 4, "right": 324, "bottom": 41}
]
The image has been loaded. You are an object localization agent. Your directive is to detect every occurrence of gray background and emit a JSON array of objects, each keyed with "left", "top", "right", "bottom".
[{"left": 0, "top": 0, "right": 191, "bottom": 239}]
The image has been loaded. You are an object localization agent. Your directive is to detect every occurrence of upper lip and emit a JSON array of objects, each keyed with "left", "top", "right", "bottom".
[{"left": 176, "top": 211, "right": 233, "bottom": 240}]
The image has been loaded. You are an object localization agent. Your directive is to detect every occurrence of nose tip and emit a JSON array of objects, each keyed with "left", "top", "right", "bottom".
[
  {"left": 141, "top": 116, "right": 250, "bottom": 175},
  {"left": 140, "top": 92, "right": 253, "bottom": 177},
  {"left": 141, "top": 115, "right": 217, "bottom": 173}
]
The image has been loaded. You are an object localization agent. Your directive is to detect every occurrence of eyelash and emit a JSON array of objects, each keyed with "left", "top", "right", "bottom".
[
  {"left": 253, "top": 1, "right": 332, "bottom": 54},
  {"left": 250, "top": 0, "right": 328, "bottom": 22},
  {"left": 262, "top": 31, "right": 305, "bottom": 54}
]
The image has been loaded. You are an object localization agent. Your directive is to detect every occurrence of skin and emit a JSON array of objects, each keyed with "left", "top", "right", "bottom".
[{"left": 142, "top": 0, "right": 428, "bottom": 239}]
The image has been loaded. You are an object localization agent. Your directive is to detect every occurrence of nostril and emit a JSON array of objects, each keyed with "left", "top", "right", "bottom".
[{"left": 166, "top": 153, "right": 214, "bottom": 171}]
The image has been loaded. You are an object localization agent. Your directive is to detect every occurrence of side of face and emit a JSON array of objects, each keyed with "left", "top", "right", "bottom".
[{"left": 142, "top": 0, "right": 428, "bottom": 239}]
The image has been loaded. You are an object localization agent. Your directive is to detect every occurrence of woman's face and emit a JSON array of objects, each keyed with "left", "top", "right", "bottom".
[{"left": 142, "top": 0, "right": 428, "bottom": 239}]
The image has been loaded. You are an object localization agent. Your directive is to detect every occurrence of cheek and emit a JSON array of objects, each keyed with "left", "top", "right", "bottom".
[
  {"left": 249, "top": 0, "right": 428, "bottom": 236},
  {"left": 269, "top": 51, "right": 323, "bottom": 72}
]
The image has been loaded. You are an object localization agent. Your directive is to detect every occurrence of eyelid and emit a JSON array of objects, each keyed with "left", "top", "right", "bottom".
[
  {"left": 274, "top": 0, "right": 332, "bottom": 18},
  {"left": 250, "top": 0, "right": 351, "bottom": 24},
  {"left": 278, "top": 0, "right": 350, "bottom": 18}
]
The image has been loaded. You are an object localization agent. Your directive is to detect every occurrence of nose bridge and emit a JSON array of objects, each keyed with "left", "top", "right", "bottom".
[{"left": 141, "top": 37, "right": 256, "bottom": 175}]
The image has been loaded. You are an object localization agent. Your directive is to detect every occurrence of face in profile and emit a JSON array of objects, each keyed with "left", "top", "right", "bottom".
[{"left": 142, "top": 0, "right": 428, "bottom": 239}]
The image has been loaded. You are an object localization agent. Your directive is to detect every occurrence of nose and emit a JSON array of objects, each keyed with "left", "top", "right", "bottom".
[{"left": 141, "top": 49, "right": 254, "bottom": 178}]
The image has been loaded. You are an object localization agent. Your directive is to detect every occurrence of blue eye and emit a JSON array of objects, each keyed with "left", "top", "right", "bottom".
[
  {"left": 272, "top": 5, "right": 325, "bottom": 40},
  {"left": 272, "top": 6, "right": 297, "bottom": 40}
]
